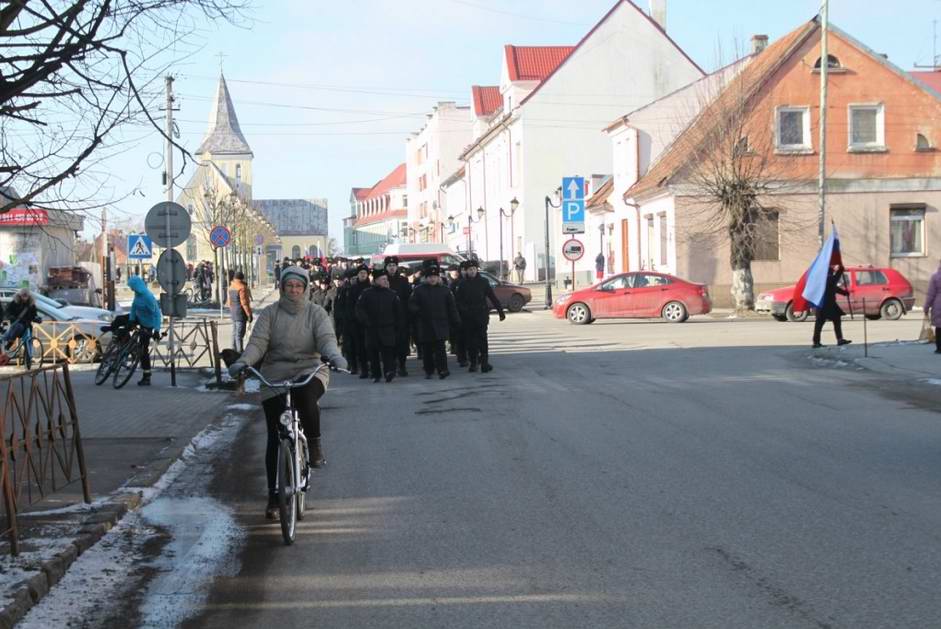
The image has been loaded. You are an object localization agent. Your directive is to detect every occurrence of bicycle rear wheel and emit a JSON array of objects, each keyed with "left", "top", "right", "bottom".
[
  {"left": 277, "top": 439, "right": 297, "bottom": 545},
  {"left": 112, "top": 343, "right": 140, "bottom": 389},
  {"left": 95, "top": 344, "right": 120, "bottom": 385}
]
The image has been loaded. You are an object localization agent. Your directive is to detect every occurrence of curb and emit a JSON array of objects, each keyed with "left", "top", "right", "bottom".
[{"left": 0, "top": 492, "right": 142, "bottom": 628}]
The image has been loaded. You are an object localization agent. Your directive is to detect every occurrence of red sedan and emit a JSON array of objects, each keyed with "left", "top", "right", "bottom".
[{"left": 553, "top": 272, "right": 711, "bottom": 324}]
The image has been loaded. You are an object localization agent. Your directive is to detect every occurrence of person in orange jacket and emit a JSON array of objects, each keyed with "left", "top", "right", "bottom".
[{"left": 228, "top": 271, "right": 253, "bottom": 352}]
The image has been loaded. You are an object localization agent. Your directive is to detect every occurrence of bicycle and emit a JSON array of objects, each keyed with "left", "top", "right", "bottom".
[
  {"left": 0, "top": 320, "right": 44, "bottom": 370},
  {"left": 111, "top": 324, "right": 160, "bottom": 389},
  {"left": 241, "top": 362, "right": 344, "bottom": 545},
  {"left": 94, "top": 315, "right": 134, "bottom": 386}
]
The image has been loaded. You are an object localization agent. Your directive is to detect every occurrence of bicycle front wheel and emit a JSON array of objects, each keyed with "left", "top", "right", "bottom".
[
  {"left": 296, "top": 438, "right": 309, "bottom": 521},
  {"left": 95, "top": 345, "right": 119, "bottom": 385},
  {"left": 277, "top": 439, "right": 296, "bottom": 545},
  {"left": 112, "top": 343, "right": 140, "bottom": 389}
]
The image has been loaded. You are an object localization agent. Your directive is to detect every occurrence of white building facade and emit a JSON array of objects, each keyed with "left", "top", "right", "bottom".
[
  {"left": 405, "top": 102, "right": 473, "bottom": 244},
  {"left": 459, "top": 0, "right": 704, "bottom": 282}
]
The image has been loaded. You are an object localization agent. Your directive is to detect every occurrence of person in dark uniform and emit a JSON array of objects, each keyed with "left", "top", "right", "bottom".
[
  {"left": 410, "top": 267, "right": 425, "bottom": 360},
  {"left": 813, "top": 264, "right": 852, "bottom": 349},
  {"left": 334, "top": 269, "right": 355, "bottom": 373},
  {"left": 454, "top": 258, "right": 505, "bottom": 372},
  {"left": 384, "top": 256, "right": 412, "bottom": 376},
  {"left": 346, "top": 265, "right": 372, "bottom": 379},
  {"left": 446, "top": 264, "right": 468, "bottom": 367},
  {"left": 355, "top": 269, "right": 400, "bottom": 383},
  {"left": 409, "top": 265, "right": 460, "bottom": 379}
]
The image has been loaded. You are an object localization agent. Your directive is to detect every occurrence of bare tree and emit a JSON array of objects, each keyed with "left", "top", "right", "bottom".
[
  {"left": 0, "top": 0, "right": 250, "bottom": 215},
  {"left": 675, "top": 64, "right": 813, "bottom": 312}
]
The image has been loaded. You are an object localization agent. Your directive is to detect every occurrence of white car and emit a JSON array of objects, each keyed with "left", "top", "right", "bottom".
[
  {"left": 1, "top": 294, "right": 110, "bottom": 361},
  {"left": 0, "top": 288, "right": 118, "bottom": 322}
]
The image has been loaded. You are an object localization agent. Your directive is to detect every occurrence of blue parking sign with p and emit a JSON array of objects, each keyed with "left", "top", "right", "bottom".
[{"left": 561, "top": 176, "right": 585, "bottom": 234}]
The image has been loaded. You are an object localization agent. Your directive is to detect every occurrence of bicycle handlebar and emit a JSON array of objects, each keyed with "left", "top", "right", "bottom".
[{"left": 242, "top": 362, "right": 348, "bottom": 390}]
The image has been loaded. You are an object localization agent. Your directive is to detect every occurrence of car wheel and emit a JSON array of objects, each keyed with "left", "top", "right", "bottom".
[
  {"left": 880, "top": 298, "right": 904, "bottom": 321},
  {"left": 67, "top": 335, "right": 99, "bottom": 363},
  {"left": 865, "top": 314, "right": 881, "bottom": 321},
  {"left": 566, "top": 303, "right": 591, "bottom": 325},
  {"left": 508, "top": 293, "right": 525, "bottom": 313},
  {"left": 785, "top": 302, "right": 809, "bottom": 322},
  {"left": 772, "top": 314, "right": 787, "bottom": 322},
  {"left": 661, "top": 301, "right": 688, "bottom": 323}
]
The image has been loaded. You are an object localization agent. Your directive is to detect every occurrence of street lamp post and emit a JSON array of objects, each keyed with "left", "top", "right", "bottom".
[
  {"left": 466, "top": 207, "right": 485, "bottom": 256},
  {"left": 544, "top": 189, "right": 561, "bottom": 309},
  {"left": 498, "top": 197, "right": 519, "bottom": 281}
]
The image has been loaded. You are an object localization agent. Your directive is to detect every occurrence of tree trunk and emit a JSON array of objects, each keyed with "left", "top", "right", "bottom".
[{"left": 730, "top": 264, "right": 754, "bottom": 313}]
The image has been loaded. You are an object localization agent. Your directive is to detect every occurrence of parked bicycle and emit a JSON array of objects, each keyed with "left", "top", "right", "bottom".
[
  {"left": 0, "top": 320, "right": 44, "bottom": 370},
  {"left": 94, "top": 315, "right": 133, "bottom": 386},
  {"left": 239, "top": 362, "right": 346, "bottom": 545},
  {"left": 110, "top": 323, "right": 161, "bottom": 389}
]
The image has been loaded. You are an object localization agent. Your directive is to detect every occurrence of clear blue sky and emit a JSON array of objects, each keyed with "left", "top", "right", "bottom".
[{"left": 99, "top": 0, "right": 941, "bottom": 242}]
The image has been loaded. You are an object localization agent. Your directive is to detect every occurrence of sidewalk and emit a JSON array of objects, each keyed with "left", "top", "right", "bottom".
[
  {"left": 810, "top": 338, "right": 941, "bottom": 380},
  {"left": 0, "top": 290, "right": 278, "bottom": 625}
]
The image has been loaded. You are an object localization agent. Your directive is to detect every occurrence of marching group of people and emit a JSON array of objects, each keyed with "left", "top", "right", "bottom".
[{"left": 327, "top": 255, "right": 506, "bottom": 382}]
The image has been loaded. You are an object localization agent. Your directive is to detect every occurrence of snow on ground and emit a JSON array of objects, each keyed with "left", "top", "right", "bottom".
[
  {"left": 226, "top": 403, "right": 256, "bottom": 411},
  {"left": 16, "top": 409, "right": 251, "bottom": 627},
  {"left": 924, "top": 379, "right": 941, "bottom": 386}
]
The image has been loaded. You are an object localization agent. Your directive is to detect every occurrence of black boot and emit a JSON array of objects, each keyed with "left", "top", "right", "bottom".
[
  {"left": 265, "top": 492, "right": 278, "bottom": 520},
  {"left": 480, "top": 363, "right": 493, "bottom": 373},
  {"left": 385, "top": 371, "right": 395, "bottom": 383},
  {"left": 359, "top": 368, "right": 370, "bottom": 380},
  {"left": 398, "top": 361, "right": 408, "bottom": 377},
  {"left": 137, "top": 371, "right": 151, "bottom": 386},
  {"left": 312, "top": 437, "right": 325, "bottom": 468},
  {"left": 468, "top": 361, "right": 478, "bottom": 372}
]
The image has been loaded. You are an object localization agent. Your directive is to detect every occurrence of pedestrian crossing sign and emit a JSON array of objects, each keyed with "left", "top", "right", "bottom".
[{"left": 128, "top": 234, "right": 153, "bottom": 260}]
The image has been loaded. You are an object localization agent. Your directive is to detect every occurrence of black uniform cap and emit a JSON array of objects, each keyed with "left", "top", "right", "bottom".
[
  {"left": 461, "top": 259, "right": 479, "bottom": 270},
  {"left": 447, "top": 264, "right": 460, "bottom": 272},
  {"left": 372, "top": 269, "right": 387, "bottom": 280},
  {"left": 384, "top": 256, "right": 400, "bottom": 266},
  {"left": 425, "top": 265, "right": 441, "bottom": 276},
  {"left": 356, "top": 264, "right": 369, "bottom": 274}
]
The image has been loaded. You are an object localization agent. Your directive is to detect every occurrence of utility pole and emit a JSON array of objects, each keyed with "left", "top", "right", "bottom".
[
  {"left": 165, "top": 74, "right": 177, "bottom": 386},
  {"left": 818, "top": 0, "right": 829, "bottom": 245}
]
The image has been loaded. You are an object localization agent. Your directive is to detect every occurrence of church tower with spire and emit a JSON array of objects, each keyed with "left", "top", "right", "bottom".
[{"left": 196, "top": 72, "right": 254, "bottom": 201}]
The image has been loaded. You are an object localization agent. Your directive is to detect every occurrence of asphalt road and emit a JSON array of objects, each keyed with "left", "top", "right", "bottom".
[{"left": 180, "top": 311, "right": 941, "bottom": 628}]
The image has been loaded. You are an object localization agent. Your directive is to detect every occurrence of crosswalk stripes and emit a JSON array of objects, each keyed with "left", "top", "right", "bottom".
[{"left": 487, "top": 329, "right": 635, "bottom": 355}]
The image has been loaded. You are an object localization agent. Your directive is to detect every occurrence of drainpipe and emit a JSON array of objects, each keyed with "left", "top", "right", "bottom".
[{"left": 624, "top": 199, "right": 642, "bottom": 272}]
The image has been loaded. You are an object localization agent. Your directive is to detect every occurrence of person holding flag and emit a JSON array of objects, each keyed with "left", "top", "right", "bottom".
[{"left": 791, "top": 225, "right": 852, "bottom": 349}]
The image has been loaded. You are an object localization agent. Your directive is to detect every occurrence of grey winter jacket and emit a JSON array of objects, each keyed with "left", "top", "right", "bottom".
[{"left": 239, "top": 299, "right": 342, "bottom": 401}]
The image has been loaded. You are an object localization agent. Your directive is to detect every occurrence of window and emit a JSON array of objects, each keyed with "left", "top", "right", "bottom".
[
  {"left": 658, "top": 213, "right": 668, "bottom": 266},
  {"left": 813, "top": 54, "right": 842, "bottom": 70},
  {"left": 776, "top": 107, "right": 811, "bottom": 151},
  {"left": 890, "top": 206, "right": 926, "bottom": 256},
  {"left": 855, "top": 270, "right": 887, "bottom": 286},
  {"left": 753, "top": 210, "right": 780, "bottom": 261},
  {"left": 917, "top": 133, "right": 932, "bottom": 151},
  {"left": 635, "top": 273, "right": 672, "bottom": 288},
  {"left": 601, "top": 275, "right": 632, "bottom": 291},
  {"left": 848, "top": 104, "right": 885, "bottom": 150},
  {"left": 235, "top": 164, "right": 242, "bottom": 182},
  {"left": 291, "top": 245, "right": 301, "bottom": 258},
  {"left": 186, "top": 235, "right": 197, "bottom": 261},
  {"left": 418, "top": 174, "right": 427, "bottom": 192}
]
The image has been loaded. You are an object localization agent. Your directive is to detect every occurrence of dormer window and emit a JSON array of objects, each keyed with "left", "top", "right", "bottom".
[
  {"left": 813, "top": 54, "right": 842, "bottom": 70},
  {"left": 916, "top": 133, "right": 933, "bottom": 151}
]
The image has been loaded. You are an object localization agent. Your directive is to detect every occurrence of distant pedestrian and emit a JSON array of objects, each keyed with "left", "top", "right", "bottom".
[
  {"left": 409, "top": 263, "right": 460, "bottom": 379},
  {"left": 595, "top": 253, "right": 605, "bottom": 281},
  {"left": 274, "top": 261, "right": 282, "bottom": 285},
  {"left": 355, "top": 269, "right": 400, "bottom": 383},
  {"left": 385, "top": 256, "right": 413, "bottom": 376},
  {"left": 513, "top": 253, "right": 526, "bottom": 284},
  {"left": 924, "top": 260, "right": 941, "bottom": 354},
  {"left": 812, "top": 265, "right": 852, "bottom": 349},
  {"left": 454, "top": 258, "right": 505, "bottom": 373},
  {"left": 228, "top": 271, "right": 253, "bottom": 353},
  {"left": 127, "top": 276, "right": 161, "bottom": 386}
]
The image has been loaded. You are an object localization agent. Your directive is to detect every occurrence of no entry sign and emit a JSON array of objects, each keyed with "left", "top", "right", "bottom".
[{"left": 562, "top": 238, "right": 585, "bottom": 262}]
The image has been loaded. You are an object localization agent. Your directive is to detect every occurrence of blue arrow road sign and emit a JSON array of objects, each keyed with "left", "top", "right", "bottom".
[
  {"left": 561, "top": 176, "right": 585, "bottom": 234},
  {"left": 127, "top": 234, "right": 153, "bottom": 260}
]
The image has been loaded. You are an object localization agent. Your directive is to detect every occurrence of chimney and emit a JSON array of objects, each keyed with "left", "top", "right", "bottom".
[
  {"left": 649, "top": 0, "right": 666, "bottom": 31},
  {"left": 751, "top": 34, "right": 769, "bottom": 54}
]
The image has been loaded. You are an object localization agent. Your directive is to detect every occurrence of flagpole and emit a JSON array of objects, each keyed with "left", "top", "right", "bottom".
[{"left": 818, "top": 0, "right": 829, "bottom": 245}]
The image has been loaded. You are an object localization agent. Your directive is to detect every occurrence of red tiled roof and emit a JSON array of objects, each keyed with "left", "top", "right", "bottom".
[
  {"left": 352, "top": 187, "right": 370, "bottom": 201},
  {"left": 504, "top": 45, "right": 574, "bottom": 82},
  {"left": 364, "top": 163, "right": 406, "bottom": 201},
  {"left": 912, "top": 70, "right": 941, "bottom": 94},
  {"left": 471, "top": 85, "right": 502, "bottom": 117},
  {"left": 626, "top": 20, "right": 817, "bottom": 201}
]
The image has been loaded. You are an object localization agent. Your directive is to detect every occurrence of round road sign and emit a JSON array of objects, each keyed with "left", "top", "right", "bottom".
[
  {"left": 144, "top": 201, "right": 191, "bottom": 248},
  {"left": 562, "top": 238, "right": 585, "bottom": 262},
  {"left": 210, "top": 225, "right": 232, "bottom": 249},
  {"left": 156, "top": 249, "right": 187, "bottom": 295}
]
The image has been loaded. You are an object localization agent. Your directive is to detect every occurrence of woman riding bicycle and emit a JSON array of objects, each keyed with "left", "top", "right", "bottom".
[
  {"left": 228, "top": 266, "right": 347, "bottom": 519},
  {"left": 1, "top": 288, "right": 40, "bottom": 350}
]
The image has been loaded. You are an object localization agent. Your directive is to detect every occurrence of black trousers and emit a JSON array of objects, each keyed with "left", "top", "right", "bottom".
[
  {"left": 140, "top": 327, "right": 153, "bottom": 372},
  {"left": 813, "top": 314, "right": 843, "bottom": 345},
  {"left": 395, "top": 323, "right": 411, "bottom": 365},
  {"left": 421, "top": 340, "right": 448, "bottom": 375},
  {"left": 343, "top": 323, "right": 368, "bottom": 372},
  {"left": 464, "top": 322, "right": 489, "bottom": 365},
  {"left": 450, "top": 324, "right": 467, "bottom": 363},
  {"left": 369, "top": 343, "right": 396, "bottom": 377},
  {"left": 261, "top": 378, "right": 325, "bottom": 494},
  {"left": 936, "top": 327, "right": 941, "bottom": 352}
]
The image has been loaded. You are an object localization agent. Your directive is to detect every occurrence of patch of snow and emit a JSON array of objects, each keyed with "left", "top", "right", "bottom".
[
  {"left": 19, "top": 497, "right": 110, "bottom": 517},
  {"left": 924, "top": 379, "right": 941, "bottom": 386},
  {"left": 226, "top": 403, "right": 256, "bottom": 411},
  {"left": 242, "top": 378, "right": 260, "bottom": 393}
]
